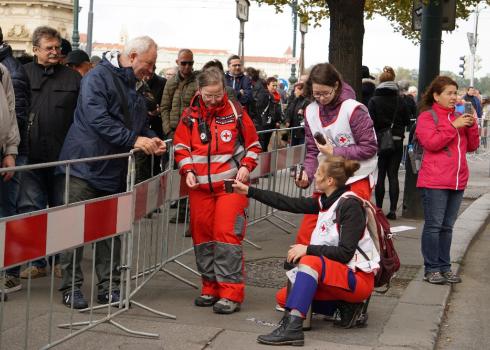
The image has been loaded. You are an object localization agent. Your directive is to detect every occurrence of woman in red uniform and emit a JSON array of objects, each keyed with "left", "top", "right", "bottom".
[
  {"left": 173, "top": 67, "right": 261, "bottom": 314},
  {"left": 234, "top": 156, "right": 379, "bottom": 346}
]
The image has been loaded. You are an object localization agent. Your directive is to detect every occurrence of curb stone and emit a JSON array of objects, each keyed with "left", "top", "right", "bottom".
[{"left": 377, "top": 193, "right": 490, "bottom": 350}]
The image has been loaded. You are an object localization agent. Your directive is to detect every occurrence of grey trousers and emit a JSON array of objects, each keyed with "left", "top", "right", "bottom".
[{"left": 59, "top": 176, "right": 121, "bottom": 294}]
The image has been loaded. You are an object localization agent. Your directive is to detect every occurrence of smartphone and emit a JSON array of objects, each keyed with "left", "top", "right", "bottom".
[
  {"left": 313, "top": 132, "right": 327, "bottom": 145},
  {"left": 464, "top": 101, "right": 473, "bottom": 115}
]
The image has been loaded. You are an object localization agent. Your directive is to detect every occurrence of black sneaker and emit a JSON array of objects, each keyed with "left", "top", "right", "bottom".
[
  {"left": 333, "top": 301, "right": 364, "bottom": 329},
  {"left": 442, "top": 271, "right": 462, "bottom": 283},
  {"left": 97, "top": 290, "right": 120, "bottom": 305},
  {"left": 62, "top": 290, "right": 88, "bottom": 309},
  {"left": 194, "top": 294, "right": 219, "bottom": 307},
  {"left": 423, "top": 271, "right": 447, "bottom": 284}
]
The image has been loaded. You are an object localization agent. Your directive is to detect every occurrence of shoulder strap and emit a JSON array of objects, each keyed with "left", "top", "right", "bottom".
[
  {"left": 228, "top": 99, "right": 245, "bottom": 146},
  {"left": 100, "top": 65, "right": 132, "bottom": 129},
  {"left": 428, "top": 109, "right": 438, "bottom": 125}
]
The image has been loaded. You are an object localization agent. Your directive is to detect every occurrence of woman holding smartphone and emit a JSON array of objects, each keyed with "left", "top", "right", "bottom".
[{"left": 416, "top": 76, "right": 479, "bottom": 285}]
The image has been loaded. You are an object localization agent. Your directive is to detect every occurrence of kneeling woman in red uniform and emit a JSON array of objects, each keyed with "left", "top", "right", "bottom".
[
  {"left": 173, "top": 67, "right": 261, "bottom": 314},
  {"left": 234, "top": 156, "right": 379, "bottom": 346}
]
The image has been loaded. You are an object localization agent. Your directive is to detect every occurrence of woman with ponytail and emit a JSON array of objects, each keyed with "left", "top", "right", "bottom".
[{"left": 233, "top": 156, "right": 380, "bottom": 346}]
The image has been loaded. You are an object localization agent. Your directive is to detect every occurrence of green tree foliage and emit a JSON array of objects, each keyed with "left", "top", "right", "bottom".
[{"left": 257, "top": 0, "right": 489, "bottom": 41}]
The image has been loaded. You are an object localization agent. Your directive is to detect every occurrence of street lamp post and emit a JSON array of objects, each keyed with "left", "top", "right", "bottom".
[
  {"left": 236, "top": 0, "right": 250, "bottom": 64},
  {"left": 72, "top": 0, "right": 80, "bottom": 49},
  {"left": 299, "top": 18, "right": 308, "bottom": 78},
  {"left": 86, "top": 0, "right": 94, "bottom": 56},
  {"left": 288, "top": 0, "right": 298, "bottom": 88}
]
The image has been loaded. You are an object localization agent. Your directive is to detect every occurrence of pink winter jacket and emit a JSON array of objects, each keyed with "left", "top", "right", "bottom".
[{"left": 416, "top": 103, "right": 480, "bottom": 190}]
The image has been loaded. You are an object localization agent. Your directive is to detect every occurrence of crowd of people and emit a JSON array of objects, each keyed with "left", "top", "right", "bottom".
[{"left": 0, "top": 24, "right": 482, "bottom": 346}]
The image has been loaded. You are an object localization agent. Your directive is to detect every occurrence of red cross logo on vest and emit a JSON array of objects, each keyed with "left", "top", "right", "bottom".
[
  {"left": 221, "top": 130, "right": 232, "bottom": 143},
  {"left": 336, "top": 133, "right": 352, "bottom": 146},
  {"left": 321, "top": 223, "right": 327, "bottom": 232}
]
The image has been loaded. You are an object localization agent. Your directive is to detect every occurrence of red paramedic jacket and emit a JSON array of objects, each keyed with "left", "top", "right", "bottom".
[{"left": 173, "top": 93, "right": 261, "bottom": 192}]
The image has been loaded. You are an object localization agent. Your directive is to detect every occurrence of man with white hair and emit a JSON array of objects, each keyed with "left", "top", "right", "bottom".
[{"left": 58, "top": 36, "right": 166, "bottom": 309}]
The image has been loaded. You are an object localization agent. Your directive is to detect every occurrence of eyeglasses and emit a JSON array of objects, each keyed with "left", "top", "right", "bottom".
[
  {"left": 312, "top": 89, "right": 335, "bottom": 99},
  {"left": 201, "top": 92, "right": 224, "bottom": 100},
  {"left": 35, "top": 45, "right": 61, "bottom": 53},
  {"left": 180, "top": 61, "right": 194, "bottom": 66}
]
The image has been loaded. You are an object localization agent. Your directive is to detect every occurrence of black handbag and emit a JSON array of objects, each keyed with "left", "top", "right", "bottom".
[
  {"left": 377, "top": 128, "right": 395, "bottom": 156},
  {"left": 376, "top": 98, "right": 399, "bottom": 156}
]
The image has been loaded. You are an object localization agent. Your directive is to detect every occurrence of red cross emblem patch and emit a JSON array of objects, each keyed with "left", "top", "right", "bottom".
[
  {"left": 220, "top": 130, "right": 232, "bottom": 143},
  {"left": 335, "top": 133, "right": 352, "bottom": 146},
  {"left": 320, "top": 223, "right": 327, "bottom": 232}
]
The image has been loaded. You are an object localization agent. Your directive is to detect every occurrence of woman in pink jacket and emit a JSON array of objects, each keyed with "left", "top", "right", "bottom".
[{"left": 416, "top": 76, "right": 479, "bottom": 285}]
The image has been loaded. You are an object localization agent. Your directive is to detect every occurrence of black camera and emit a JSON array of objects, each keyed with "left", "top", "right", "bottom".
[
  {"left": 140, "top": 82, "right": 158, "bottom": 113},
  {"left": 198, "top": 118, "right": 211, "bottom": 144}
]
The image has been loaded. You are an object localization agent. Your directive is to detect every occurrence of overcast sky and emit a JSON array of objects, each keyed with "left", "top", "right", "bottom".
[{"left": 77, "top": 0, "right": 490, "bottom": 79}]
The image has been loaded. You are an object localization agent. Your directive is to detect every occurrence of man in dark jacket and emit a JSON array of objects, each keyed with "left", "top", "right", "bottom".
[
  {"left": 16, "top": 26, "right": 81, "bottom": 283},
  {"left": 58, "top": 36, "right": 166, "bottom": 309},
  {"left": 225, "top": 55, "right": 254, "bottom": 112},
  {"left": 0, "top": 26, "right": 30, "bottom": 218}
]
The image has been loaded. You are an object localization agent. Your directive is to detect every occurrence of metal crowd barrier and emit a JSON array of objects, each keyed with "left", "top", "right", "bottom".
[{"left": 0, "top": 127, "right": 308, "bottom": 349}]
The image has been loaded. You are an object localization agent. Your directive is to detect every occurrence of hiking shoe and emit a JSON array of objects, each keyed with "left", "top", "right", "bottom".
[
  {"left": 213, "top": 298, "right": 241, "bottom": 314},
  {"left": 423, "top": 271, "right": 447, "bottom": 284},
  {"left": 334, "top": 301, "right": 364, "bottom": 329},
  {"left": 386, "top": 212, "right": 397, "bottom": 220},
  {"left": 53, "top": 264, "right": 62, "bottom": 279},
  {"left": 62, "top": 290, "right": 88, "bottom": 309},
  {"left": 20, "top": 266, "right": 47, "bottom": 279},
  {"left": 194, "top": 294, "right": 219, "bottom": 307},
  {"left": 442, "top": 271, "right": 462, "bottom": 284},
  {"left": 97, "top": 290, "right": 121, "bottom": 305},
  {"left": 2, "top": 275, "right": 22, "bottom": 294}
]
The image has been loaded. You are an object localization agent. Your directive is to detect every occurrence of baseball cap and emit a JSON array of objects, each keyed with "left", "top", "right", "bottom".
[{"left": 65, "top": 50, "right": 90, "bottom": 66}]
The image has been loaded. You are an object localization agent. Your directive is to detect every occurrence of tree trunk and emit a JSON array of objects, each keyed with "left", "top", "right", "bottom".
[{"left": 327, "top": 0, "right": 365, "bottom": 101}]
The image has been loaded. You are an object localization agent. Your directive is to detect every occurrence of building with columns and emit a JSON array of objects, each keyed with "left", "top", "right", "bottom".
[{"left": 0, "top": 0, "right": 73, "bottom": 55}]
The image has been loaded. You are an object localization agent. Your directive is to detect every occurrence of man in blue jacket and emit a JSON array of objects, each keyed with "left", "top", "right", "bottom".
[{"left": 58, "top": 36, "right": 166, "bottom": 309}]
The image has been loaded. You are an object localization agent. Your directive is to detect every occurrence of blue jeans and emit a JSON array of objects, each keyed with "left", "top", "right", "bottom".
[
  {"left": 0, "top": 155, "right": 28, "bottom": 218},
  {"left": 420, "top": 188, "right": 464, "bottom": 274},
  {"left": 15, "top": 167, "right": 65, "bottom": 270}
]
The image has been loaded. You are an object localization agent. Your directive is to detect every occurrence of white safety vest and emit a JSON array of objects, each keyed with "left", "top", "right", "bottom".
[
  {"left": 305, "top": 99, "right": 377, "bottom": 184},
  {"left": 310, "top": 191, "right": 380, "bottom": 273}
]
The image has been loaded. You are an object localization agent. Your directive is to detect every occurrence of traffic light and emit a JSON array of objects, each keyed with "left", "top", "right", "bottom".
[{"left": 459, "top": 56, "right": 466, "bottom": 78}]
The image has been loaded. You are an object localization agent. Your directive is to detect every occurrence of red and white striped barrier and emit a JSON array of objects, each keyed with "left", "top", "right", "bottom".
[
  {"left": 0, "top": 194, "right": 132, "bottom": 269},
  {"left": 133, "top": 173, "right": 168, "bottom": 221}
]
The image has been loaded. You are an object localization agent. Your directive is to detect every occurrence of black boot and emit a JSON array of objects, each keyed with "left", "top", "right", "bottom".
[
  {"left": 333, "top": 301, "right": 364, "bottom": 329},
  {"left": 257, "top": 313, "right": 304, "bottom": 346}
]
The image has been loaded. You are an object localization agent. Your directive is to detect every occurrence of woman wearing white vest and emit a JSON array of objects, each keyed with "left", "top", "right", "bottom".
[
  {"left": 233, "top": 156, "right": 379, "bottom": 346},
  {"left": 292, "top": 63, "right": 378, "bottom": 280}
]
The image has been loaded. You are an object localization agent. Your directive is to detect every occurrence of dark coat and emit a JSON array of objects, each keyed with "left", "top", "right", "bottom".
[
  {"left": 146, "top": 73, "right": 166, "bottom": 139},
  {"left": 59, "top": 58, "right": 155, "bottom": 193},
  {"left": 0, "top": 44, "right": 31, "bottom": 156},
  {"left": 285, "top": 95, "right": 309, "bottom": 139},
  {"left": 368, "top": 85, "right": 411, "bottom": 139},
  {"left": 257, "top": 91, "right": 282, "bottom": 129},
  {"left": 225, "top": 72, "right": 253, "bottom": 106},
  {"left": 24, "top": 61, "right": 80, "bottom": 163}
]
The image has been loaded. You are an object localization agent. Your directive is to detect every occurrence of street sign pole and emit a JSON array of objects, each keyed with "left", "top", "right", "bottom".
[{"left": 236, "top": 0, "right": 249, "bottom": 64}]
